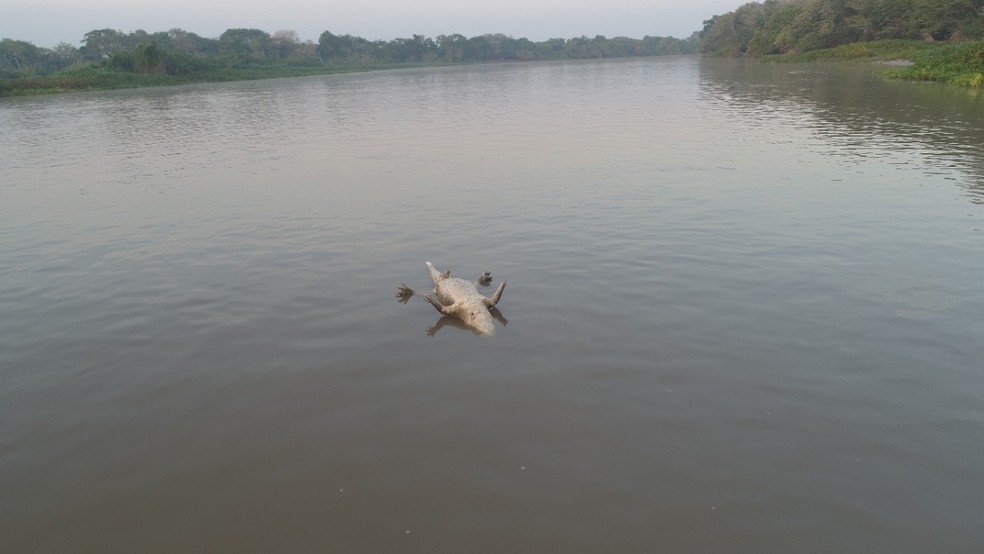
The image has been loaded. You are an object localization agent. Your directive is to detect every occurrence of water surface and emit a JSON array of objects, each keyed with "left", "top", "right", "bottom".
[{"left": 2, "top": 57, "right": 983, "bottom": 552}]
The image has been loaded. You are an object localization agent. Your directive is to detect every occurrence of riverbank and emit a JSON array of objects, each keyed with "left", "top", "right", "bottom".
[
  {"left": 5, "top": 39, "right": 983, "bottom": 96},
  {"left": 0, "top": 62, "right": 424, "bottom": 97},
  {"left": 762, "top": 39, "right": 984, "bottom": 88},
  {"left": 884, "top": 41, "right": 984, "bottom": 87},
  {"left": 1, "top": 31, "right": 699, "bottom": 97}
]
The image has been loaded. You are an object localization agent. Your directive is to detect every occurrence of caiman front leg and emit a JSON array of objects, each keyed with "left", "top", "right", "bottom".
[
  {"left": 482, "top": 281, "right": 506, "bottom": 309},
  {"left": 396, "top": 284, "right": 415, "bottom": 304}
]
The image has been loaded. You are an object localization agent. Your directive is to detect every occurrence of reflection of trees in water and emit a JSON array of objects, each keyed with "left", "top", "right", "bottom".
[{"left": 698, "top": 59, "right": 984, "bottom": 205}]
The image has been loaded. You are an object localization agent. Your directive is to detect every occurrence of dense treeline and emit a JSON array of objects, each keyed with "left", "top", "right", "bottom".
[
  {"left": 1, "top": 27, "right": 699, "bottom": 81},
  {"left": 700, "top": 0, "right": 984, "bottom": 57}
]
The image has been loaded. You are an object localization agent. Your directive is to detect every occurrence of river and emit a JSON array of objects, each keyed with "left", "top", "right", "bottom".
[{"left": 2, "top": 56, "right": 983, "bottom": 552}]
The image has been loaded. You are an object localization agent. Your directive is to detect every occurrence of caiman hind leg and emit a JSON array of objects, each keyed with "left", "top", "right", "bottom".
[{"left": 425, "top": 295, "right": 457, "bottom": 316}]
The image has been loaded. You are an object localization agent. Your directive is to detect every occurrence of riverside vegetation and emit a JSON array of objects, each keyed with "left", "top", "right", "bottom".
[
  {"left": 700, "top": 0, "right": 984, "bottom": 87},
  {"left": 3, "top": 0, "right": 983, "bottom": 95},
  {"left": 0, "top": 29, "right": 698, "bottom": 96}
]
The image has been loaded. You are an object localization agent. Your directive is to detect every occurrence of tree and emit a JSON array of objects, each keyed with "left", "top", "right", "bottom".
[
  {"left": 272, "top": 30, "right": 300, "bottom": 59},
  {"left": 384, "top": 34, "right": 437, "bottom": 63},
  {"left": 0, "top": 39, "right": 41, "bottom": 72},
  {"left": 161, "top": 28, "right": 219, "bottom": 57},
  {"left": 219, "top": 28, "right": 272, "bottom": 61},
  {"left": 317, "top": 31, "right": 349, "bottom": 62},
  {"left": 700, "top": 12, "right": 743, "bottom": 56},
  {"left": 698, "top": 0, "right": 984, "bottom": 57},
  {"left": 82, "top": 29, "right": 126, "bottom": 60},
  {"left": 912, "top": 0, "right": 984, "bottom": 40},
  {"left": 49, "top": 42, "right": 80, "bottom": 71},
  {"left": 134, "top": 41, "right": 168, "bottom": 74},
  {"left": 513, "top": 37, "right": 537, "bottom": 60},
  {"left": 436, "top": 34, "right": 466, "bottom": 62},
  {"left": 125, "top": 29, "right": 152, "bottom": 50},
  {"left": 786, "top": 0, "right": 862, "bottom": 52},
  {"left": 746, "top": 1, "right": 805, "bottom": 55},
  {"left": 464, "top": 35, "right": 495, "bottom": 61},
  {"left": 539, "top": 38, "right": 567, "bottom": 59}
]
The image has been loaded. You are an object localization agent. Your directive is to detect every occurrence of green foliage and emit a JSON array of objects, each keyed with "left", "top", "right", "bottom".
[
  {"left": 747, "top": 2, "right": 805, "bottom": 56},
  {"left": 1, "top": 38, "right": 77, "bottom": 77},
  {"left": 764, "top": 39, "right": 941, "bottom": 62},
  {"left": 911, "top": 0, "right": 984, "bottom": 40},
  {"left": 886, "top": 40, "right": 984, "bottom": 86},
  {"left": 82, "top": 29, "right": 126, "bottom": 60},
  {"left": 313, "top": 31, "right": 697, "bottom": 65},
  {"left": 219, "top": 28, "right": 274, "bottom": 61},
  {"left": 1, "top": 38, "right": 43, "bottom": 74},
  {"left": 2, "top": 26, "right": 700, "bottom": 96},
  {"left": 701, "top": 0, "right": 984, "bottom": 57},
  {"left": 104, "top": 42, "right": 216, "bottom": 76},
  {"left": 756, "top": 38, "right": 984, "bottom": 87}
]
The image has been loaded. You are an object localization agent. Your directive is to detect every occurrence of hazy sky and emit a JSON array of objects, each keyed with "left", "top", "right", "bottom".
[{"left": 4, "top": 0, "right": 741, "bottom": 48}]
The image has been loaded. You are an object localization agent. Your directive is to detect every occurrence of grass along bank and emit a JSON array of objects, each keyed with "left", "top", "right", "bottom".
[
  {"left": 761, "top": 40, "right": 941, "bottom": 63},
  {"left": 0, "top": 62, "right": 408, "bottom": 96},
  {"left": 761, "top": 39, "right": 984, "bottom": 88},
  {"left": 884, "top": 41, "right": 984, "bottom": 87}
]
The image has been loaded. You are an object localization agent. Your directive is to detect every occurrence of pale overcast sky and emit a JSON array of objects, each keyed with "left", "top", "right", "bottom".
[{"left": 3, "top": 0, "right": 742, "bottom": 47}]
